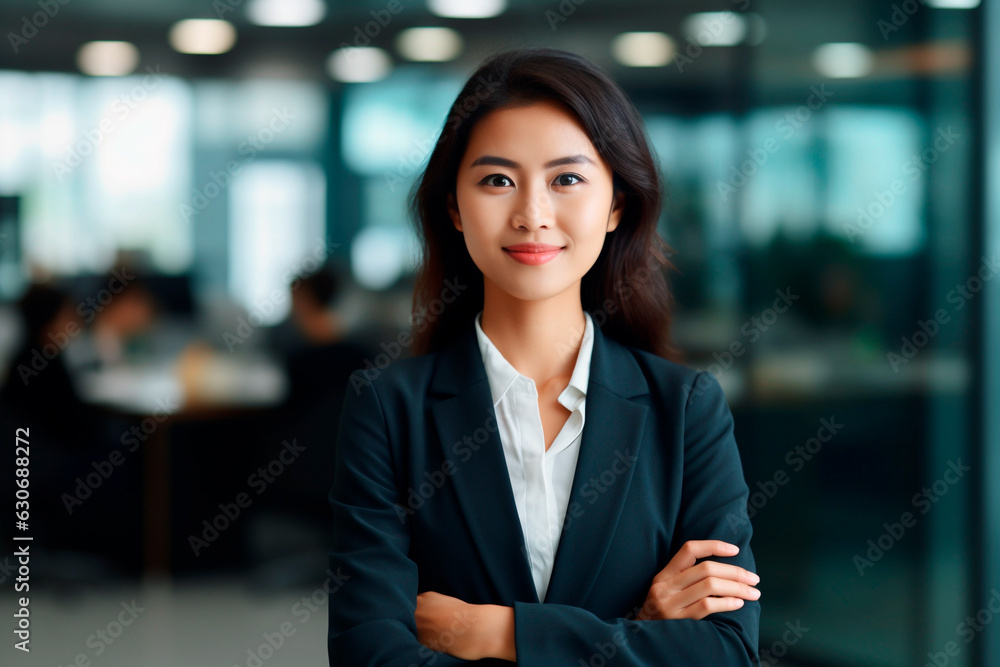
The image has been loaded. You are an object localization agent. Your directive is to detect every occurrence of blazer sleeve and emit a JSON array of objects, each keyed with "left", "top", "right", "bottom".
[
  {"left": 510, "top": 370, "right": 760, "bottom": 665},
  {"left": 327, "top": 377, "right": 472, "bottom": 666}
]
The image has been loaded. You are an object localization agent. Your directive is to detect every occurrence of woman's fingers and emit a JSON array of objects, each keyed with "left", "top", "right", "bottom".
[
  {"left": 639, "top": 540, "right": 761, "bottom": 621},
  {"left": 653, "top": 540, "right": 741, "bottom": 583},
  {"left": 670, "top": 576, "right": 761, "bottom": 611},
  {"left": 680, "top": 596, "right": 749, "bottom": 621},
  {"left": 640, "top": 573, "right": 759, "bottom": 621},
  {"left": 672, "top": 559, "right": 760, "bottom": 591}
]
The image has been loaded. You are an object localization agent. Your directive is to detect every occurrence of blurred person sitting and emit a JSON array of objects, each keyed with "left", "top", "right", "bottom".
[
  {"left": 0, "top": 283, "right": 142, "bottom": 582},
  {"left": 0, "top": 283, "right": 100, "bottom": 444},
  {"left": 279, "top": 264, "right": 370, "bottom": 478},
  {"left": 247, "top": 264, "right": 370, "bottom": 585},
  {"left": 71, "top": 268, "right": 159, "bottom": 371},
  {"left": 283, "top": 264, "right": 369, "bottom": 404}
]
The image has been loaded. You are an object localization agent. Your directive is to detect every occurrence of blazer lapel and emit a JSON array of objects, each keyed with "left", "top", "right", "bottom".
[
  {"left": 430, "top": 319, "right": 540, "bottom": 603},
  {"left": 543, "top": 318, "right": 650, "bottom": 606},
  {"left": 429, "top": 313, "right": 651, "bottom": 607}
]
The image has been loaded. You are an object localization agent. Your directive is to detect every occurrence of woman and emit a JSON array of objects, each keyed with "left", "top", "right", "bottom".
[{"left": 328, "top": 47, "right": 760, "bottom": 665}]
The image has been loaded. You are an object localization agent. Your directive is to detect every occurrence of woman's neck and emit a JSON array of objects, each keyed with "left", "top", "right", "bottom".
[{"left": 479, "top": 285, "right": 586, "bottom": 386}]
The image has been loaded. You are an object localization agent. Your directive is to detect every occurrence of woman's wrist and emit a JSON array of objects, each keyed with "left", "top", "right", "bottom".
[{"left": 480, "top": 604, "right": 516, "bottom": 661}]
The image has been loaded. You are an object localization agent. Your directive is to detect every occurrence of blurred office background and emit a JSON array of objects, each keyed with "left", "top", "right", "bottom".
[{"left": 0, "top": 0, "right": 998, "bottom": 665}]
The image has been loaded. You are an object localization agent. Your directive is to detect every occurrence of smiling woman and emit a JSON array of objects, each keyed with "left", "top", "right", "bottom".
[
  {"left": 449, "top": 102, "right": 621, "bottom": 282},
  {"left": 408, "top": 48, "right": 677, "bottom": 361},
  {"left": 327, "top": 46, "right": 760, "bottom": 666}
]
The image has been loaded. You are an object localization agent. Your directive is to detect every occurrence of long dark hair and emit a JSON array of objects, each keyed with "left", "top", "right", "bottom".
[{"left": 408, "top": 46, "right": 680, "bottom": 362}]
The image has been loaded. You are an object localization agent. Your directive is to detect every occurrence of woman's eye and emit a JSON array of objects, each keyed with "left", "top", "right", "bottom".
[
  {"left": 554, "top": 173, "right": 583, "bottom": 186},
  {"left": 481, "top": 174, "right": 513, "bottom": 187},
  {"left": 478, "top": 173, "right": 582, "bottom": 188}
]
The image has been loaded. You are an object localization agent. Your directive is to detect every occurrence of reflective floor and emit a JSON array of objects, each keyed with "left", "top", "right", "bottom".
[
  {"left": 0, "top": 571, "right": 818, "bottom": 666},
  {"left": 0, "top": 575, "right": 329, "bottom": 667}
]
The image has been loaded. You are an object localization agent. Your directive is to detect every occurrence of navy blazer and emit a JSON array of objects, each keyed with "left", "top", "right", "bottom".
[{"left": 327, "top": 313, "right": 759, "bottom": 665}]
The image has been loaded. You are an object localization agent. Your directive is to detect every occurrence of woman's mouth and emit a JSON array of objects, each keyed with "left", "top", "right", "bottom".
[{"left": 502, "top": 244, "right": 565, "bottom": 265}]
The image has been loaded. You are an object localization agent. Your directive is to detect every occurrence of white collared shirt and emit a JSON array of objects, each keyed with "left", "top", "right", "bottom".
[{"left": 473, "top": 309, "right": 594, "bottom": 602}]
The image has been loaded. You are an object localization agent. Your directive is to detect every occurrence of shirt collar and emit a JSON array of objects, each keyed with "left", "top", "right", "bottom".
[{"left": 474, "top": 309, "right": 594, "bottom": 410}]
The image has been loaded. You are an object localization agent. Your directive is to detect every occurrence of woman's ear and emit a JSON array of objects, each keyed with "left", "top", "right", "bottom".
[
  {"left": 607, "top": 190, "right": 625, "bottom": 232},
  {"left": 447, "top": 192, "right": 462, "bottom": 232}
]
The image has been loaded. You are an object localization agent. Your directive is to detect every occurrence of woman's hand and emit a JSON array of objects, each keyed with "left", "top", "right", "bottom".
[
  {"left": 635, "top": 540, "right": 761, "bottom": 621},
  {"left": 414, "top": 591, "right": 515, "bottom": 661}
]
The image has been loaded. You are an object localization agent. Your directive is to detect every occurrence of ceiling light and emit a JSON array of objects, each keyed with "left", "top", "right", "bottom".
[
  {"left": 326, "top": 47, "right": 392, "bottom": 82},
  {"left": 925, "top": 0, "right": 980, "bottom": 7},
  {"left": 246, "top": 0, "right": 326, "bottom": 27},
  {"left": 682, "top": 12, "right": 748, "bottom": 47},
  {"left": 169, "top": 19, "right": 237, "bottom": 54},
  {"left": 428, "top": 0, "right": 507, "bottom": 19},
  {"left": 610, "top": 32, "right": 675, "bottom": 67},
  {"left": 813, "top": 42, "right": 874, "bottom": 78},
  {"left": 395, "top": 27, "right": 463, "bottom": 61},
  {"left": 77, "top": 41, "right": 139, "bottom": 76}
]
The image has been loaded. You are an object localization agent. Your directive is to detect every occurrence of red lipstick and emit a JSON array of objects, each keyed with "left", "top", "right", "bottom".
[{"left": 502, "top": 243, "right": 564, "bottom": 266}]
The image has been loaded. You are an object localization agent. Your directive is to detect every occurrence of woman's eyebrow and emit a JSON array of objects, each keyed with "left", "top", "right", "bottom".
[{"left": 468, "top": 154, "right": 596, "bottom": 169}]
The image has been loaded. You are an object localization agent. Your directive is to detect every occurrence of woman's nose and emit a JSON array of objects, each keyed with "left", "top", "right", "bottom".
[{"left": 511, "top": 188, "right": 553, "bottom": 229}]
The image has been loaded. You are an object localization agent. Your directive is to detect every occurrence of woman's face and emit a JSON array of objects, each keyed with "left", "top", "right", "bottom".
[{"left": 448, "top": 99, "right": 624, "bottom": 304}]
